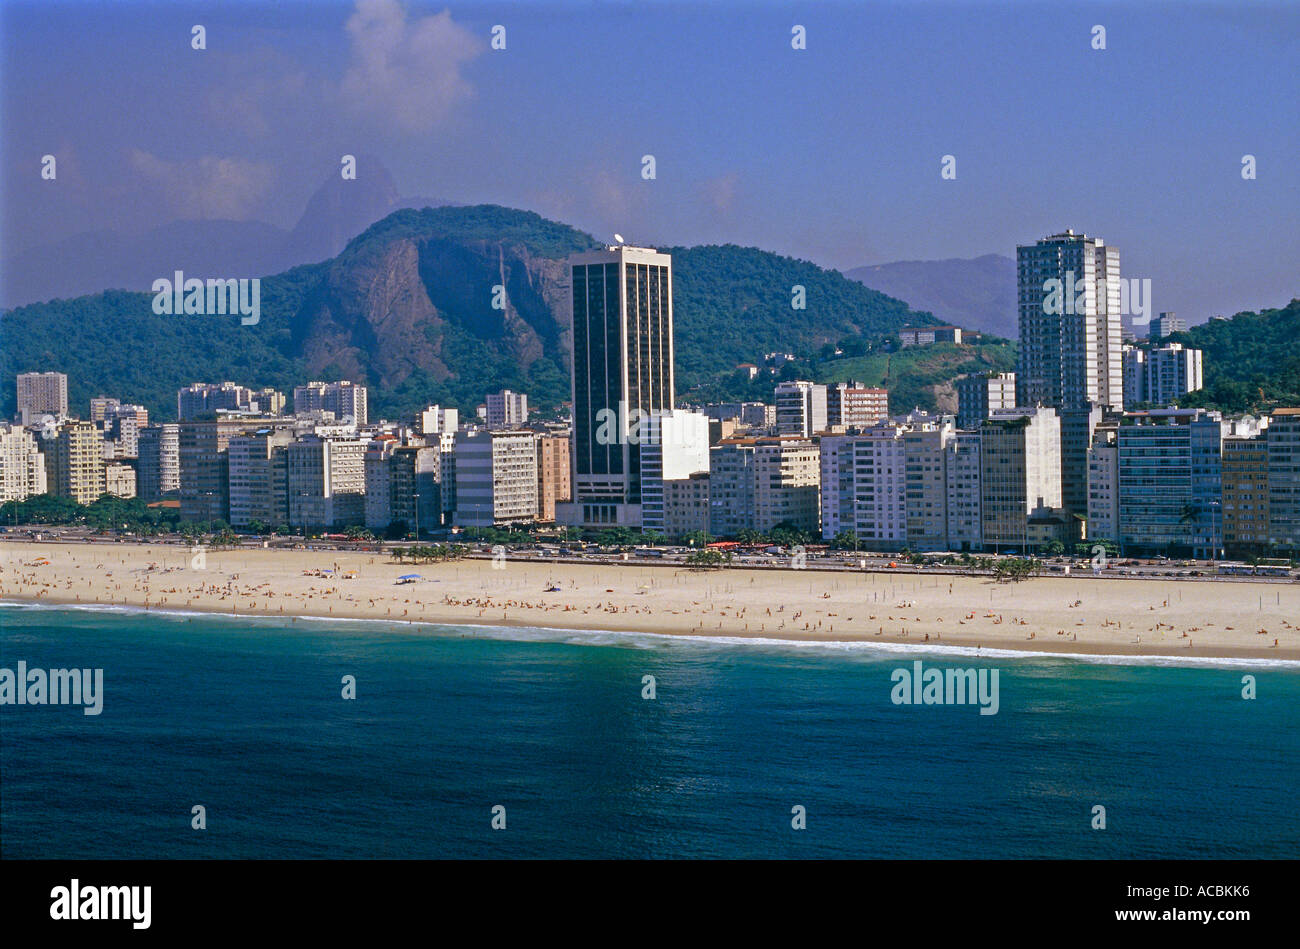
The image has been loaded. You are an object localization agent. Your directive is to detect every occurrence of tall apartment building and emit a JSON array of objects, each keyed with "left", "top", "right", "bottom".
[
  {"left": 775, "top": 381, "right": 828, "bottom": 437},
  {"left": 179, "top": 417, "right": 292, "bottom": 522},
  {"left": 639, "top": 411, "right": 710, "bottom": 534},
  {"left": 454, "top": 430, "right": 538, "bottom": 527},
  {"left": 0, "top": 423, "right": 48, "bottom": 502},
  {"left": 1144, "top": 343, "right": 1203, "bottom": 406},
  {"left": 1149, "top": 312, "right": 1185, "bottom": 339},
  {"left": 828, "top": 382, "right": 889, "bottom": 430},
  {"left": 979, "top": 407, "right": 1063, "bottom": 551},
  {"left": 136, "top": 424, "right": 180, "bottom": 500},
  {"left": 287, "top": 434, "right": 369, "bottom": 530},
  {"left": 485, "top": 390, "right": 529, "bottom": 429},
  {"left": 944, "top": 430, "right": 983, "bottom": 551},
  {"left": 820, "top": 425, "right": 907, "bottom": 549},
  {"left": 565, "top": 245, "right": 674, "bottom": 527},
  {"left": 16, "top": 372, "right": 68, "bottom": 425},
  {"left": 535, "top": 432, "right": 571, "bottom": 523},
  {"left": 228, "top": 428, "right": 294, "bottom": 528},
  {"left": 1059, "top": 404, "right": 1104, "bottom": 518},
  {"left": 1116, "top": 409, "right": 1223, "bottom": 558},
  {"left": 293, "top": 381, "right": 368, "bottom": 425},
  {"left": 44, "top": 420, "right": 105, "bottom": 504},
  {"left": 1086, "top": 429, "right": 1121, "bottom": 544},
  {"left": 1222, "top": 434, "right": 1270, "bottom": 557},
  {"left": 1266, "top": 408, "right": 1300, "bottom": 555},
  {"left": 1016, "top": 230, "right": 1123, "bottom": 411},
  {"left": 956, "top": 372, "right": 1016, "bottom": 430}
]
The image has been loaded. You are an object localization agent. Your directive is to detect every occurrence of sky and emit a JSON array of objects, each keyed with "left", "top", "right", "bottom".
[{"left": 2, "top": 0, "right": 1297, "bottom": 323}]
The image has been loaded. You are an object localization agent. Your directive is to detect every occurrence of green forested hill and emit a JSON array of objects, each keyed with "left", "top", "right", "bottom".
[
  {"left": 1170, "top": 299, "right": 1300, "bottom": 413},
  {"left": 0, "top": 205, "right": 938, "bottom": 421}
]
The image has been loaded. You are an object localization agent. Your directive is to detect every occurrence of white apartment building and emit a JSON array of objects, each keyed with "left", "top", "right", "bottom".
[
  {"left": 454, "top": 430, "right": 538, "bottom": 527},
  {"left": 0, "top": 423, "right": 48, "bottom": 502},
  {"left": 820, "top": 424, "right": 907, "bottom": 549},
  {"left": 1017, "top": 230, "right": 1123, "bottom": 411},
  {"left": 1086, "top": 431, "right": 1121, "bottom": 544}
]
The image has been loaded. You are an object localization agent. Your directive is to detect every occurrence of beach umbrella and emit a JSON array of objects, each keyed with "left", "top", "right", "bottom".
[{"left": 398, "top": 574, "right": 421, "bottom": 580}]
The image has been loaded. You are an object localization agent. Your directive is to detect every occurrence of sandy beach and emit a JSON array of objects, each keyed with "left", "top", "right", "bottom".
[{"left": 2, "top": 540, "right": 1298, "bottom": 661}]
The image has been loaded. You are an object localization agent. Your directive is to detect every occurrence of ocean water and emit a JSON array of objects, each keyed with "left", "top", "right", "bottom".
[{"left": 1, "top": 601, "right": 1297, "bottom": 859}]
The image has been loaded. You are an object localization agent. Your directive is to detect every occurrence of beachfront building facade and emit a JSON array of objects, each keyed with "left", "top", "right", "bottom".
[
  {"left": 454, "top": 430, "right": 538, "bottom": 528},
  {"left": 286, "top": 433, "right": 369, "bottom": 530},
  {"left": 535, "top": 432, "right": 571, "bottom": 523},
  {"left": 1221, "top": 434, "right": 1271, "bottom": 557},
  {"left": 1086, "top": 430, "right": 1121, "bottom": 544},
  {"left": 228, "top": 428, "right": 294, "bottom": 529},
  {"left": 979, "top": 407, "right": 1063, "bottom": 552},
  {"left": 639, "top": 410, "right": 710, "bottom": 534},
  {"left": 903, "top": 421, "right": 953, "bottom": 551},
  {"left": 1266, "top": 408, "right": 1300, "bottom": 555},
  {"left": 179, "top": 417, "right": 292, "bottom": 522},
  {"left": 1116, "top": 409, "right": 1223, "bottom": 558},
  {"left": 44, "top": 419, "right": 105, "bottom": 505},
  {"left": 956, "top": 371, "right": 1016, "bottom": 430},
  {"left": 711, "top": 436, "right": 819, "bottom": 536},
  {"left": 1017, "top": 230, "right": 1123, "bottom": 411},
  {"left": 660, "top": 471, "right": 710, "bottom": 537},
  {"left": 820, "top": 424, "right": 907, "bottom": 549},
  {"left": 0, "top": 423, "right": 48, "bottom": 502},
  {"left": 563, "top": 245, "right": 674, "bottom": 529}
]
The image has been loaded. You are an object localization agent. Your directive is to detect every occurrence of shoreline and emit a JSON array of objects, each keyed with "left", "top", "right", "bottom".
[
  {"left": 3, "top": 541, "right": 1298, "bottom": 663},
  {"left": 5, "top": 596, "right": 1300, "bottom": 669}
]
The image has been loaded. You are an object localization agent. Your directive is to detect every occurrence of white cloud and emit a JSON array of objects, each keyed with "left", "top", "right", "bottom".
[
  {"left": 128, "top": 150, "right": 276, "bottom": 220},
  {"left": 341, "top": 0, "right": 482, "bottom": 133}
]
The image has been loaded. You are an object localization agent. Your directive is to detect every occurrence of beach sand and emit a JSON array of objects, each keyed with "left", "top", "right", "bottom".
[{"left": 2, "top": 540, "right": 1298, "bottom": 661}]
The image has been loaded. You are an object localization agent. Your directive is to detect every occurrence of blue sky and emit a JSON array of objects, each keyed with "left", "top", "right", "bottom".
[{"left": 3, "top": 0, "right": 1297, "bottom": 322}]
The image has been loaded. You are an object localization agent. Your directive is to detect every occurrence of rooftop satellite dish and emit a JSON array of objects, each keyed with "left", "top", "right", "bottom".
[{"left": 614, "top": 234, "right": 624, "bottom": 244}]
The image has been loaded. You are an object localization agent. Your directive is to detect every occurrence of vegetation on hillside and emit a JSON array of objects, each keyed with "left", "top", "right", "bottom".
[{"left": 1167, "top": 299, "right": 1300, "bottom": 413}]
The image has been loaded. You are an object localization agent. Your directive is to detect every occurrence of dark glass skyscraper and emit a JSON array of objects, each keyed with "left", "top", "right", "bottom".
[{"left": 566, "top": 245, "right": 675, "bottom": 527}]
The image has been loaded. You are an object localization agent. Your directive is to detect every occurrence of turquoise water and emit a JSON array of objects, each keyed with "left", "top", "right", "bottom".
[{"left": 2, "top": 602, "right": 1297, "bottom": 858}]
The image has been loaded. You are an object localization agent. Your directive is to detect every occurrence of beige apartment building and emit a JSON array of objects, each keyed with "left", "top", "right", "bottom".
[{"left": 45, "top": 419, "right": 105, "bottom": 504}]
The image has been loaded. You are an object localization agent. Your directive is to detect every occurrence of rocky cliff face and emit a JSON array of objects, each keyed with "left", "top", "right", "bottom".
[{"left": 291, "top": 232, "right": 575, "bottom": 393}]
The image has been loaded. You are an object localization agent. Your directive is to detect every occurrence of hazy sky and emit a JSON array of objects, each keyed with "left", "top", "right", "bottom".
[{"left": 3, "top": 0, "right": 1297, "bottom": 322}]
